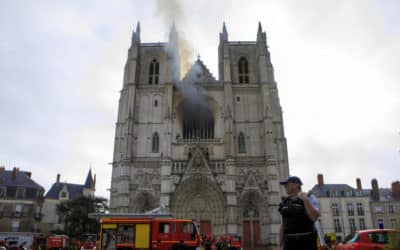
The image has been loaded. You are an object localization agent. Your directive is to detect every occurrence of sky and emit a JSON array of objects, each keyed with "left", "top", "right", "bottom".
[{"left": 0, "top": 0, "right": 399, "bottom": 199}]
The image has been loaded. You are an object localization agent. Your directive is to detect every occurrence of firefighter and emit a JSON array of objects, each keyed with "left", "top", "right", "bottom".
[
  {"left": 204, "top": 235, "right": 211, "bottom": 250},
  {"left": 278, "top": 176, "right": 320, "bottom": 250}
]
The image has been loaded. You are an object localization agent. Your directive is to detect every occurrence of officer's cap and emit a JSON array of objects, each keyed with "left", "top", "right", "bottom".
[{"left": 280, "top": 176, "right": 303, "bottom": 185}]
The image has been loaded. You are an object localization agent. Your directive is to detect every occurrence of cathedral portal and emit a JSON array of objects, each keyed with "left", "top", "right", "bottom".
[{"left": 171, "top": 175, "right": 226, "bottom": 235}]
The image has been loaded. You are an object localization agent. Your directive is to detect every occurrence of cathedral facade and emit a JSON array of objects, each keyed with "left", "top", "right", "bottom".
[{"left": 109, "top": 22, "right": 289, "bottom": 247}]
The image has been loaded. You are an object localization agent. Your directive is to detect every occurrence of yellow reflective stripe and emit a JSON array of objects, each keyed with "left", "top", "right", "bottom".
[{"left": 102, "top": 224, "right": 116, "bottom": 229}]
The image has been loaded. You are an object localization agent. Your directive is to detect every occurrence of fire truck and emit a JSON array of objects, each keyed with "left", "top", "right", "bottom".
[
  {"left": 94, "top": 213, "right": 200, "bottom": 250},
  {"left": 46, "top": 235, "right": 70, "bottom": 250}
]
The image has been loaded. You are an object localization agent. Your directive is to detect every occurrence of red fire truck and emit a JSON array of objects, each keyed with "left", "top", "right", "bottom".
[
  {"left": 46, "top": 235, "right": 70, "bottom": 250},
  {"left": 95, "top": 213, "right": 200, "bottom": 250}
]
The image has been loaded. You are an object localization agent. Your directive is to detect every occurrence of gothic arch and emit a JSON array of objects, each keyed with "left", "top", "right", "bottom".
[
  {"left": 130, "top": 191, "right": 158, "bottom": 213},
  {"left": 149, "top": 58, "right": 160, "bottom": 84},
  {"left": 238, "top": 190, "right": 266, "bottom": 247},
  {"left": 238, "top": 132, "right": 246, "bottom": 153},
  {"left": 239, "top": 190, "right": 265, "bottom": 220},
  {"left": 238, "top": 57, "right": 249, "bottom": 83},
  {"left": 151, "top": 132, "right": 159, "bottom": 153},
  {"left": 170, "top": 175, "right": 226, "bottom": 235}
]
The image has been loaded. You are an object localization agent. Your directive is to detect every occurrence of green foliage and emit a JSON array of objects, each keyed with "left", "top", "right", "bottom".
[{"left": 56, "top": 196, "right": 108, "bottom": 238}]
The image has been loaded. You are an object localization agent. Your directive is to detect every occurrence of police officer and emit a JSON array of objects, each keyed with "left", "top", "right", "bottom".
[{"left": 278, "top": 176, "right": 320, "bottom": 250}]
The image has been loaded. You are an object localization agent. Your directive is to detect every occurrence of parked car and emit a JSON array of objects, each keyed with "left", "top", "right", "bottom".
[{"left": 335, "top": 229, "right": 399, "bottom": 250}]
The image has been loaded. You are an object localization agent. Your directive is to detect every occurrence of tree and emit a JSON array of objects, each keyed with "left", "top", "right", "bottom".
[{"left": 56, "top": 196, "right": 108, "bottom": 237}]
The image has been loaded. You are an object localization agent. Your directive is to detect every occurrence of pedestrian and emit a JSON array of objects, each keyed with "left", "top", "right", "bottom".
[{"left": 278, "top": 176, "right": 320, "bottom": 250}]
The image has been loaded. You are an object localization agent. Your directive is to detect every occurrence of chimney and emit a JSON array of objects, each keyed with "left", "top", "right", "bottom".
[
  {"left": 57, "top": 174, "right": 60, "bottom": 183},
  {"left": 392, "top": 181, "right": 400, "bottom": 197},
  {"left": 24, "top": 171, "right": 32, "bottom": 178},
  {"left": 371, "top": 178, "right": 380, "bottom": 201},
  {"left": 0, "top": 166, "right": 5, "bottom": 171},
  {"left": 12, "top": 167, "right": 18, "bottom": 180},
  {"left": 317, "top": 174, "right": 324, "bottom": 186},
  {"left": 356, "top": 178, "right": 362, "bottom": 191}
]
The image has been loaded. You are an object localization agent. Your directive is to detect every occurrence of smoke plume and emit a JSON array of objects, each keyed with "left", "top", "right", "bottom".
[{"left": 156, "top": 0, "right": 195, "bottom": 79}]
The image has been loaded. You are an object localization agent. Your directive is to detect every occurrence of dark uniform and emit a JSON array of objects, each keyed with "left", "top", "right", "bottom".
[{"left": 279, "top": 197, "right": 317, "bottom": 250}]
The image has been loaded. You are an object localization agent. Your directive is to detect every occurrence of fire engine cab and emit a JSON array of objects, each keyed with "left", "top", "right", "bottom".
[{"left": 94, "top": 213, "right": 200, "bottom": 250}]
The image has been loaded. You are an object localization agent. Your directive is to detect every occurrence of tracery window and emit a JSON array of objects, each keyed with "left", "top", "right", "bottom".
[
  {"left": 238, "top": 57, "right": 249, "bottom": 83},
  {"left": 152, "top": 132, "right": 159, "bottom": 153},
  {"left": 149, "top": 58, "right": 159, "bottom": 84},
  {"left": 238, "top": 132, "right": 246, "bottom": 153}
]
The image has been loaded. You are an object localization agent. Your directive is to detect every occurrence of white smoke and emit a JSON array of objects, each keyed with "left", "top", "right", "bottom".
[
  {"left": 156, "top": 0, "right": 195, "bottom": 79},
  {"left": 156, "top": 0, "right": 208, "bottom": 111}
]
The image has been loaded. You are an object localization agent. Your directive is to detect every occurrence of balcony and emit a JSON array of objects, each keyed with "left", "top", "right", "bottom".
[{"left": 176, "top": 138, "right": 221, "bottom": 145}]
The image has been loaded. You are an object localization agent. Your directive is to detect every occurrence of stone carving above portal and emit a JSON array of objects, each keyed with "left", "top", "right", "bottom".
[
  {"left": 134, "top": 169, "right": 159, "bottom": 190},
  {"left": 175, "top": 145, "right": 216, "bottom": 185},
  {"left": 242, "top": 170, "right": 262, "bottom": 192}
]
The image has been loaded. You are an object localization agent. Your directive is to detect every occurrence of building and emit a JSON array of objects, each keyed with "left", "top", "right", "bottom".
[
  {"left": 39, "top": 170, "right": 95, "bottom": 234},
  {"left": 109, "top": 22, "right": 289, "bottom": 247},
  {"left": 0, "top": 167, "right": 44, "bottom": 232},
  {"left": 369, "top": 179, "right": 400, "bottom": 230},
  {"left": 310, "top": 174, "right": 373, "bottom": 243}
]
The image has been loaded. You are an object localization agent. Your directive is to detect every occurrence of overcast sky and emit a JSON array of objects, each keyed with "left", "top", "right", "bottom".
[{"left": 1, "top": 0, "right": 399, "bottom": 198}]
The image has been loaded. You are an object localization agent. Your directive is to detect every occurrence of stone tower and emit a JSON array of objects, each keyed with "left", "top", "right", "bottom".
[{"left": 109, "top": 22, "right": 289, "bottom": 247}]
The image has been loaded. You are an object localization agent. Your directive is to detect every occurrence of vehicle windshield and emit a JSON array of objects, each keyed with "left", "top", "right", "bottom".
[{"left": 342, "top": 233, "right": 358, "bottom": 244}]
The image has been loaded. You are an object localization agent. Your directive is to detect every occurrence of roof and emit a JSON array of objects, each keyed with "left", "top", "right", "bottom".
[
  {"left": 45, "top": 169, "right": 94, "bottom": 200},
  {"left": 0, "top": 169, "right": 44, "bottom": 190},
  {"left": 45, "top": 182, "right": 85, "bottom": 199},
  {"left": 84, "top": 169, "right": 94, "bottom": 188},
  {"left": 310, "top": 184, "right": 369, "bottom": 197},
  {"left": 366, "top": 188, "right": 400, "bottom": 202},
  {"left": 181, "top": 58, "right": 216, "bottom": 83}
]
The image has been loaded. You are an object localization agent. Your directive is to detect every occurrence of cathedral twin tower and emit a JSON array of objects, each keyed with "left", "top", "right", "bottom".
[{"left": 110, "top": 22, "right": 289, "bottom": 247}]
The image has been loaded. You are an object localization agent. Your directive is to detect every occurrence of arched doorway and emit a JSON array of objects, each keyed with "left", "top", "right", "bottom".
[
  {"left": 240, "top": 190, "right": 264, "bottom": 248},
  {"left": 170, "top": 175, "right": 226, "bottom": 235}
]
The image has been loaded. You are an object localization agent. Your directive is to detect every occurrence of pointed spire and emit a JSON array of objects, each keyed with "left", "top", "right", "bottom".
[
  {"left": 136, "top": 21, "right": 141, "bottom": 38},
  {"left": 223, "top": 21, "right": 227, "bottom": 34},
  {"left": 220, "top": 21, "right": 228, "bottom": 42},
  {"left": 167, "top": 22, "right": 179, "bottom": 82},
  {"left": 169, "top": 22, "right": 178, "bottom": 43},
  {"left": 168, "top": 22, "right": 179, "bottom": 54},
  {"left": 257, "top": 21, "right": 267, "bottom": 46},
  {"left": 131, "top": 21, "right": 141, "bottom": 44},
  {"left": 84, "top": 168, "right": 94, "bottom": 188}
]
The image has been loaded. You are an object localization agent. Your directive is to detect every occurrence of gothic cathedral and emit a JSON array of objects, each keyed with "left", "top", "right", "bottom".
[{"left": 110, "top": 22, "right": 289, "bottom": 247}]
